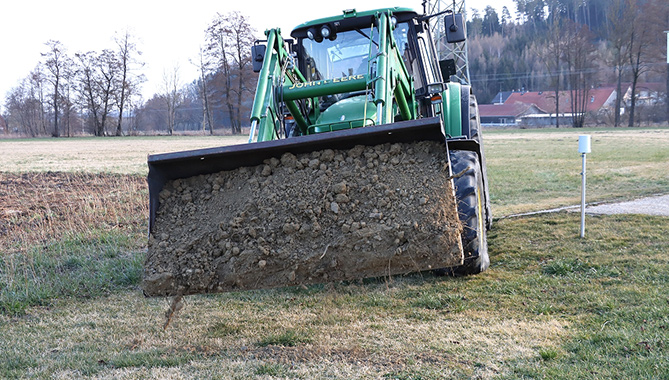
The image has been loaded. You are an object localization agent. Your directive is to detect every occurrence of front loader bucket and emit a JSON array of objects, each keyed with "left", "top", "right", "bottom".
[{"left": 144, "top": 117, "right": 464, "bottom": 297}]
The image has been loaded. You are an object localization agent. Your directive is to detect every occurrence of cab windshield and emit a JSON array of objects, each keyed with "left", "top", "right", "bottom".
[{"left": 301, "top": 23, "right": 410, "bottom": 82}]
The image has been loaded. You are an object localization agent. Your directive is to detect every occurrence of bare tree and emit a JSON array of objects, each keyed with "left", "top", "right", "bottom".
[
  {"left": 207, "top": 14, "right": 236, "bottom": 133},
  {"left": 60, "top": 55, "right": 77, "bottom": 137},
  {"left": 76, "top": 51, "right": 102, "bottom": 135},
  {"left": 229, "top": 12, "right": 257, "bottom": 134},
  {"left": 42, "top": 40, "right": 67, "bottom": 137},
  {"left": 4, "top": 77, "right": 42, "bottom": 136},
  {"left": 114, "top": 30, "right": 144, "bottom": 136},
  {"left": 541, "top": 3, "right": 566, "bottom": 128},
  {"left": 162, "top": 65, "right": 182, "bottom": 135},
  {"left": 193, "top": 45, "right": 214, "bottom": 134},
  {"left": 626, "top": 2, "right": 648, "bottom": 127},
  {"left": 5, "top": 33, "right": 147, "bottom": 137},
  {"left": 563, "top": 20, "right": 596, "bottom": 128},
  {"left": 206, "top": 11, "right": 257, "bottom": 134},
  {"left": 606, "top": 0, "right": 634, "bottom": 127},
  {"left": 75, "top": 50, "right": 119, "bottom": 136},
  {"left": 97, "top": 49, "right": 120, "bottom": 136},
  {"left": 3, "top": 63, "right": 61, "bottom": 137},
  {"left": 31, "top": 65, "right": 49, "bottom": 135},
  {"left": 627, "top": 0, "right": 668, "bottom": 127}
]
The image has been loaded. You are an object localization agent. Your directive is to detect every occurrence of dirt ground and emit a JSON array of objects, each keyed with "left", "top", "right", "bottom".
[
  {"left": 0, "top": 136, "right": 247, "bottom": 175},
  {"left": 0, "top": 172, "right": 147, "bottom": 252},
  {"left": 143, "top": 141, "right": 464, "bottom": 297}
]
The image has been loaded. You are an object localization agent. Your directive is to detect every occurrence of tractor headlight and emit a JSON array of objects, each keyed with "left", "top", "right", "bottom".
[
  {"left": 427, "top": 82, "right": 444, "bottom": 95},
  {"left": 307, "top": 28, "right": 316, "bottom": 40},
  {"left": 320, "top": 24, "right": 336, "bottom": 40},
  {"left": 320, "top": 25, "right": 331, "bottom": 39}
]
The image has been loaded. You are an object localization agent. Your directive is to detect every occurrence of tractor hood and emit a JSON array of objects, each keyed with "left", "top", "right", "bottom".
[{"left": 310, "top": 95, "right": 376, "bottom": 134}]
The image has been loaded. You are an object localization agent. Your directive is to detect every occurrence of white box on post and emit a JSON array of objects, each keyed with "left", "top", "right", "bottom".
[{"left": 579, "top": 135, "right": 591, "bottom": 154}]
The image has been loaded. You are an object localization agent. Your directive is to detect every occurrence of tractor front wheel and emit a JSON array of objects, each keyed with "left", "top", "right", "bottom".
[{"left": 440, "top": 150, "right": 489, "bottom": 275}]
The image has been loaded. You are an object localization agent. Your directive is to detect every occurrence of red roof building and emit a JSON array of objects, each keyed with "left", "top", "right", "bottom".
[{"left": 480, "top": 87, "right": 618, "bottom": 126}]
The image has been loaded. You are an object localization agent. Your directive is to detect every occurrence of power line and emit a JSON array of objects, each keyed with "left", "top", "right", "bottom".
[{"left": 469, "top": 61, "right": 669, "bottom": 83}]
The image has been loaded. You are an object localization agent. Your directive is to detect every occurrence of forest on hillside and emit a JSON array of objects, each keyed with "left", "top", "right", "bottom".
[
  {"left": 2, "top": 0, "right": 668, "bottom": 136},
  {"left": 466, "top": 0, "right": 668, "bottom": 127}
]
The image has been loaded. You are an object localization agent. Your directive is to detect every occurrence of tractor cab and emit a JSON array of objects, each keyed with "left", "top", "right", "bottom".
[
  {"left": 288, "top": 8, "right": 443, "bottom": 133},
  {"left": 249, "top": 7, "right": 466, "bottom": 141}
]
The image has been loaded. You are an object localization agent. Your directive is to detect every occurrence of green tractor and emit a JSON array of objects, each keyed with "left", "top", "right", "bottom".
[{"left": 143, "top": 7, "right": 491, "bottom": 297}]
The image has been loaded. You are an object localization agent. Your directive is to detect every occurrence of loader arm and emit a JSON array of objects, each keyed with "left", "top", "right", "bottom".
[
  {"left": 373, "top": 11, "right": 417, "bottom": 125},
  {"left": 251, "top": 10, "right": 419, "bottom": 142},
  {"left": 250, "top": 29, "right": 309, "bottom": 142}
]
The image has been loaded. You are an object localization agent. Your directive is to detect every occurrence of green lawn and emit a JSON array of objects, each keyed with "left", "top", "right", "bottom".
[
  {"left": 484, "top": 127, "right": 669, "bottom": 215},
  {"left": 1, "top": 127, "right": 668, "bottom": 379}
]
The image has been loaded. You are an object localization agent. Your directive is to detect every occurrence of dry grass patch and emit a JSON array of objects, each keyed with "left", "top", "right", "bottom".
[
  {"left": 0, "top": 136, "right": 247, "bottom": 175},
  {"left": 0, "top": 172, "right": 148, "bottom": 314},
  {"left": 1, "top": 172, "right": 146, "bottom": 251},
  {"left": 0, "top": 287, "right": 567, "bottom": 379},
  {"left": 1, "top": 211, "right": 667, "bottom": 379}
]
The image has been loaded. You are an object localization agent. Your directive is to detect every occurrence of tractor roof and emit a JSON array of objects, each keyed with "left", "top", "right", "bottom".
[{"left": 291, "top": 7, "right": 419, "bottom": 39}]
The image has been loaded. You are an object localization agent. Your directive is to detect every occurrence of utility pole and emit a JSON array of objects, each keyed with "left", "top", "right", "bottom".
[{"left": 425, "top": 0, "right": 470, "bottom": 85}]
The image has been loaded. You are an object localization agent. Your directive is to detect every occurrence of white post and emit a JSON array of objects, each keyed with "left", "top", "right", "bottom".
[
  {"left": 580, "top": 152, "right": 587, "bottom": 238},
  {"left": 578, "top": 135, "right": 591, "bottom": 238}
]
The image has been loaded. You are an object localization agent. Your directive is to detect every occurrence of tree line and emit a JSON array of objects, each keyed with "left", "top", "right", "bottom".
[
  {"left": 139, "top": 11, "right": 257, "bottom": 136},
  {"left": 4, "top": 32, "right": 144, "bottom": 137},
  {"left": 3, "top": 2, "right": 668, "bottom": 136},
  {"left": 466, "top": 0, "right": 668, "bottom": 127},
  {"left": 2, "top": 12, "right": 257, "bottom": 137}
]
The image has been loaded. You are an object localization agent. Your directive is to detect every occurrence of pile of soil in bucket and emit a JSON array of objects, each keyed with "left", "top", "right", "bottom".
[{"left": 143, "top": 141, "right": 463, "bottom": 297}]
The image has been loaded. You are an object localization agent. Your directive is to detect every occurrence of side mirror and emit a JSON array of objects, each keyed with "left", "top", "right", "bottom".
[
  {"left": 251, "top": 44, "right": 266, "bottom": 73},
  {"left": 444, "top": 13, "right": 466, "bottom": 43}
]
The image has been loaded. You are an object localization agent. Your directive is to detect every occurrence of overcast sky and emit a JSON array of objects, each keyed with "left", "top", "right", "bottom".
[{"left": 0, "top": 0, "right": 515, "bottom": 112}]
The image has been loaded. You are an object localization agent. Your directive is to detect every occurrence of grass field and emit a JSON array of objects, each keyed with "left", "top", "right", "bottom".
[
  {"left": 0, "top": 127, "right": 668, "bottom": 379},
  {"left": 485, "top": 127, "right": 669, "bottom": 215},
  {"left": 0, "top": 135, "right": 247, "bottom": 174}
]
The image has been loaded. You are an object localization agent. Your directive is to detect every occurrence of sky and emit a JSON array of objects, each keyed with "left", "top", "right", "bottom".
[{"left": 0, "top": 0, "right": 516, "bottom": 112}]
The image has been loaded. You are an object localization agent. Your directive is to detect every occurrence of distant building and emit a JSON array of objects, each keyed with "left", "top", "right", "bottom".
[
  {"left": 489, "top": 91, "right": 514, "bottom": 105},
  {"left": 623, "top": 83, "right": 665, "bottom": 107},
  {"left": 482, "top": 83, "right": 666, "bottom": 127},
  {"left": 481, "top": 87, "right": 618, "bottom": 127},
  {"left": 479, "top": 103, "right": 540, "bottom": 125}
]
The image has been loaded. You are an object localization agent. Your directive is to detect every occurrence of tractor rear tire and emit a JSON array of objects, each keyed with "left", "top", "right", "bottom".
[{"left": 439, "top": 150, "right": 489, "bottom": 275}]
